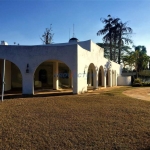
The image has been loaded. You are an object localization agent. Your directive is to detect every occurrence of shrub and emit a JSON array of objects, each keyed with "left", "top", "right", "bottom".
[
  {"left": 142, "top": 82, "right": 150, "bottom": 87},
  {"left": 133, "top": 78, "right": 142, "bottom": 87}
]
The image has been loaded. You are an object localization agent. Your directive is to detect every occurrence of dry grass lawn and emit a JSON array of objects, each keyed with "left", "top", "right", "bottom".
[{"left": 0, "top": 87, "right": 150, "bottom": 150}]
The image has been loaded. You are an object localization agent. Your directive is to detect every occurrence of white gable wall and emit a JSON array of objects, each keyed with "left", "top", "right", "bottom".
[{"left": 77, "top": 40, "right": 121, "bottom": 93}]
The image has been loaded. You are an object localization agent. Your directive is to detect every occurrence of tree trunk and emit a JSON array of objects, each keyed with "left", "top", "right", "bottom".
[
  {"left": 109, "top": 34, "right": 112, "bottom": 61},
  {"left": 114, "top": 40, "right": 117, "bottom": 62},
  {"left": 118, "top": 33, "right": 122, "bottom": 64}
]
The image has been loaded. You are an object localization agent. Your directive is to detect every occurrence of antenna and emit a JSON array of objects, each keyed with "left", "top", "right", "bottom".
[
  {"left": 69, "top": 28, "right": 70, "bottom": 40},
  {"left": 73, "top": 24, "right": 74, "bottom": 37}
]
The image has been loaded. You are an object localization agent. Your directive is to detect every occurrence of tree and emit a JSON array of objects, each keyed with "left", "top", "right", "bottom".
[
  {"left": 111, "top": 18, "right": 120, "bottom": 61},
  {"left": 123, "top": 46, "right": 150, "bottom": 78},
  {"left": 97, "top": 15, "right": 133, "bottom": 64},
  {"left": 133, "top": 46, "right": 149, "bottom": 71},
  {"left": 117, "top": 22, "right": 133, "bottom": 64},
  {"left": 97, "top": 15, "right": 114, "bottom": 60},
  {"left": 41, "top": 24, "right": 54, "bottom": 44}
]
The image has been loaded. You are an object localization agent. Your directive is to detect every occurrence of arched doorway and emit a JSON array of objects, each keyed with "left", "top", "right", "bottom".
[
  {"left": 98, "top": 66, "right": 104, "bottom": 87},
  {"left": 34, "top": 60, "right": 73, "bottom": 93},
  {"left": 0, "top": 59, "right": 22, "bottom": 94},
  {"left": 87, "top": 63, "right": 97, "bottom": 89},
  {"left": 106, "top": 70, "right": 112, "bottom": 87}
]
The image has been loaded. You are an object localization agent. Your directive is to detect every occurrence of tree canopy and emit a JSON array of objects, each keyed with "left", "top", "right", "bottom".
[
  {"left": 97, "top": 15, "right": 133, "bottom": 64},
  {"left": 122, "top": 45, "right": 150, "bottom": 77}
]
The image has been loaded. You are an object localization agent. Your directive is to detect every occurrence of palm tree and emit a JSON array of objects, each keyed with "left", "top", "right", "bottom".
[
  {"left": 97, "top": 16, "right": 133, "bottom": 63},
  {"left": 111, "top": 18, "right": 120, "bottom": 62},
  {"left": 97, "top": 15, "right": 114, "bottom": 60},
  {"left": 117, "top": 22, "right": 133, "bottom": 64}
]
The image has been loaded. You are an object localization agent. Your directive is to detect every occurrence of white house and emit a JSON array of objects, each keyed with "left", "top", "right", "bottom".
[{"left": 0, "top": 38, "right": 131, "bottom": 95}]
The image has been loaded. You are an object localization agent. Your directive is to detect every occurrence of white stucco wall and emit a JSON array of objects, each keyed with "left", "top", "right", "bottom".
[
  {"left": 117, "top": 76, "right": 131, "bottom": 86},
  {"left": 76, "top": 40, "right": 121, "bottom": 93},
  {"left": 0, "top": 40, "right": 122, "bottom": 94},
  {"left": 0, "top": 44, "right": 78, "bottom": 94}
]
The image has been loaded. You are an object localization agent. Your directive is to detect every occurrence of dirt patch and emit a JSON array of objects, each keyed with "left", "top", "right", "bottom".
[{"left": 123, "top": 87, "right": 150, "bottom": 101}]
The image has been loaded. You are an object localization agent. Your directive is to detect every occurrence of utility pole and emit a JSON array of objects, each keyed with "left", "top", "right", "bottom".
[{"left": 1, "top": 59, "right": 5, "bottom": 102}]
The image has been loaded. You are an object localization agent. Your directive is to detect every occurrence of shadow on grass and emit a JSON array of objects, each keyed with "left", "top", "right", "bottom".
[
  {"left": 1, "top": 92, "right": 73, "bottom": 100},
  {"left": 1, "top": 86, "right": 133, "bottom": 100},
  {"left": 102, "top": 92, "right": 115, "bottom": 96}
]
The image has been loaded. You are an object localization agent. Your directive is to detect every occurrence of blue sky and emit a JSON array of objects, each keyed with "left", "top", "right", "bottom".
[{"left": 0, "top": 0, "right": 150, "bottom": 55}]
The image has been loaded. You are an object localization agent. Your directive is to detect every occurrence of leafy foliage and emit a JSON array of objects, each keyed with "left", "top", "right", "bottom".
[
  {"left": 122, "top": 45, "right": 150, "bottom": 79},
  {"left": 97, "top": 15, "right": 133, "bottom": 64}
]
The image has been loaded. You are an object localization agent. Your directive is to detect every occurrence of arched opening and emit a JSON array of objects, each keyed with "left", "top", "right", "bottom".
[
  {"left": 106, "top": 70, "right": 112, "bottom": 87},
  {"left": 0, "top": 59, "right": 22, "bottom": 95},
  {"left": 87, "top": 63, "right": 96, "bottom": 90},
  {"left": 106, "top": 70, "right": 109, "bottom": 86},
  {"left": 34, "top": 60, "right": 73, "bottom": 93},
  {"left": 98, "top": 66, "right": 104, "bottom": 87}
]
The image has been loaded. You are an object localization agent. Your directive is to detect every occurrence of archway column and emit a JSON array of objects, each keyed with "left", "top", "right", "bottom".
[
  {"left": 112, "top": 70, "right": 116, "bottom": 86},
  {"left": 53, "top": 61, "right": 59, "bottom": 90},
  {"left": 69, "top": 69, "right": 73, "bottom": 88},
  {"left": 72, "top": 68, "right": 87, "bottom": 94},
  {"left": 109, "top": 70, "right": 112, "bottom": 87},
  {"left": 22, "top": 73, "right": 34, "bottom": 95},
  {"left": 115, "top": 72, "right": 118, "bottom": 86},
  {"left": 104, "top": 70, "right": 107, "bottom": 88},
  {"left": 93, "top": 71, "right": 98, "bottom": 89}
]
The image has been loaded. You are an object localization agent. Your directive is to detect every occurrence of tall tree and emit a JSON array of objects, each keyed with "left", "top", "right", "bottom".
[
  {"left": 41, "top": 24, "right": 54, "bottom": 44},
  {"left": 123, "top": 46, "right": 150, "bottom": 78},
  {"left": 134, "top": 45, "right": 149, "bottom": 71},
  {"left": 111, "top": 18, "right": 120, "bottom": 61},
  {"left": 97, "top": 15, "right": 133, "bottom": 64},
  {"left": 117, "top": 22, "right": 133, "bottom": 64},
  {"left": 97, "top": 15, "right": 114, "bottom": 60}
]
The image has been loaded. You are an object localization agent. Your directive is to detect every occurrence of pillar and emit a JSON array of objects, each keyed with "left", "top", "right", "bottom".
[
  {"left": 53, "top": 61, "right": 59, "bottom": 90},
  {"left": 73, "top": 70, "right": 78, "bottom": 94},
  {"left": 115, "top": 71, "right": 118, "bottom": 86},
  {"left": 93, "top": 71, "right": 98, "bottom": 89},
  {"left": 104, "top": 70, "right": 106, "bottom": 88},
  {"left": 109, "top": 70, "right": 112, "bottom": 87},
  {"left": 69, "top": 69, "right": 73, "bottom": 88},
  {"left": 22, "top": 73, "right": 34, "bottom": 95}
]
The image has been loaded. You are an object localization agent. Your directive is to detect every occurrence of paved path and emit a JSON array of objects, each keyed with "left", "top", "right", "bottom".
[{"left": 123, "top": 87, "right": 150, "bottom": 101}]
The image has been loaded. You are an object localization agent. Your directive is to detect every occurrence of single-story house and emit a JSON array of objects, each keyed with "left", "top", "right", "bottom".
[{"left": 0, "top": 38, "right": 131, "bottom": 95}]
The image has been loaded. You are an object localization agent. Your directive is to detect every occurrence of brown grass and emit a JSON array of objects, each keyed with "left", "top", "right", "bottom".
[{"left": 1, "top": 87, "right": 150, "bottom": 150}]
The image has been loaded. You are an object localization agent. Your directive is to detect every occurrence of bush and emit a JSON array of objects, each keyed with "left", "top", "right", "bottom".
[
  {"left": 142, "top": 82, "right": 150, "bottom": 87},
  {"left": 133, "top": 78, "right": 142, "bottom": 87}
]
